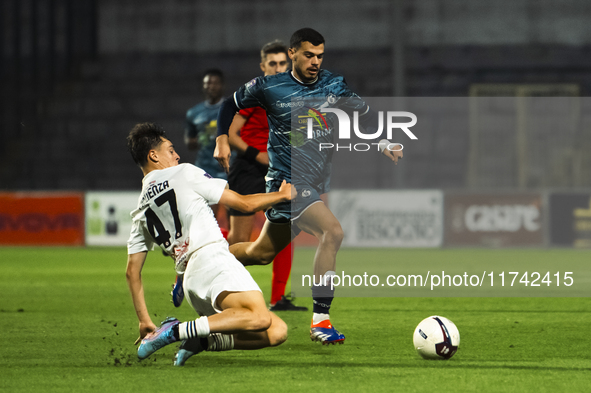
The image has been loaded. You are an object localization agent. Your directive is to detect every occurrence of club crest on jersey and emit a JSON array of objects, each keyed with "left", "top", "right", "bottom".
[
  {"left": 327, "top": 93, "right": 337, "bottom": 104},
  {"left": 246, "top": 78, "right": 257, "bottom": 88}
]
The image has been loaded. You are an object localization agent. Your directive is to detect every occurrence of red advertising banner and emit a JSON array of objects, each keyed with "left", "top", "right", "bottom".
[{"left": 0, "top": 192, "right": 84, "bottom": 245}]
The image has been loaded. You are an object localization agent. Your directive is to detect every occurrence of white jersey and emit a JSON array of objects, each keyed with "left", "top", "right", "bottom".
[{"left": 127, "top": 163, "right": 227, "bottom": 273}]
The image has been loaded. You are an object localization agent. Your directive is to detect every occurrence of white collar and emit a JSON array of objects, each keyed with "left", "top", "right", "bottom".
[{"left": 291, "top": 70, "right": 318, "bottom": 85}]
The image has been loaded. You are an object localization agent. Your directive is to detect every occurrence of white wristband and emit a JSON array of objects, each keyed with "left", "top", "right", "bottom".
[
  {"left": 378, "top": 139, "right": 402, "bottom": 153},
  {"left": 378, "top": 139, "right": 390, "bottom": 153}
]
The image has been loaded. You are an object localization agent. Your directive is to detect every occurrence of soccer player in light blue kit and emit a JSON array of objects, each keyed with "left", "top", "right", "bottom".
[{"left": 215, "top": 28, "right": 403, "bottom": 345}]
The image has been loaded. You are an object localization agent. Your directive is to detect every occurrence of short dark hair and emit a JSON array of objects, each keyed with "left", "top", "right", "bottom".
[
  {"left": 202, "top": 68, "right": 224, "bottom": 82},
  {"left": 127, "top": 122, "right": 167, "bottom": 167},
  {"left": 290, "top": 28, "right": 324, "bottom": 50},
  {"left": 260, "top": 40, "right": 288, "bottom": 61}
]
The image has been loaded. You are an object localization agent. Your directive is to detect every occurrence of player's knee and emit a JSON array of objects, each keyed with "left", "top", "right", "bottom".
[
  {"left": 259, "top": 250, "right": 276, "bottom": 265},
  {"left": 249, "top": 311, "right": 272, "bottom": 331},
  {"left": 268, "top": 318, "right": 288, "bottom": 347},
  {"left": 321, "top": 223, "right": 344, "bottom": 248},
  {"left": 228, "top": 232, "right": 250, "bottom": 245},
  {"left": 250, "top": 247, "right": 275, "bottom": 265}
]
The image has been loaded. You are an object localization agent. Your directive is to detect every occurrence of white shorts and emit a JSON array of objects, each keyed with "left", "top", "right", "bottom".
[{"left": 183, "top": 241, "right": 261, "bottom": 316}]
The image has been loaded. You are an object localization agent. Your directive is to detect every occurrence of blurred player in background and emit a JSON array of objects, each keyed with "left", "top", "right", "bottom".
[
  {"left": 227, "top": 40, "right": 307, "bottom": 312},
  {"left": 125, "top": 123, "right": 294, "bottom": 366},
  {"left": 185, "top": 69, "right": 227, "bottom": 180},
  {"left": 215, "top": 28, "right": 402, "bottom": 345}
]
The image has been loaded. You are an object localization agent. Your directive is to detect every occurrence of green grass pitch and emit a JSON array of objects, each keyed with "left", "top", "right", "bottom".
[{"left": 1, "top": 247, "right": 590, "bottom": 392}]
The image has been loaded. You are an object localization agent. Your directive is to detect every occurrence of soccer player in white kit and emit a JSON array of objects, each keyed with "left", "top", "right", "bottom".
[{"left": 125, "top": 122, "right": 294, "bottom": 366}]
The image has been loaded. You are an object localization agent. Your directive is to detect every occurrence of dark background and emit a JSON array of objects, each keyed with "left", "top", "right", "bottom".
[{"left": 2, "top": 0, "right": 591, "bottom": 190}]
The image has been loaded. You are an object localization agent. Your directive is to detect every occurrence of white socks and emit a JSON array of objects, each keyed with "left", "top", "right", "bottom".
[
  {"left": 178, "top": 317, "right": 233, "bottom": 352},
  {"left": 313, "top": 313, "right": 330, "bottom": 325},
  {"left": 178, "top": 316, "right": 210, "bottom": 340}
]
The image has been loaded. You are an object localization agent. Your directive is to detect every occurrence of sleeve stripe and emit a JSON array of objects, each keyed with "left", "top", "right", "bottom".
[{"left": 233, "top": 91, "right": 243, "bottom": 109}]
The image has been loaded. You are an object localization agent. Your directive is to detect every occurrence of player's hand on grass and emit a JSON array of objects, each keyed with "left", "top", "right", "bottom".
[
  {"left": 279, "top": 180, "right": 296, "bottom": 201},
  {"left": 134, "top": 320, "right": 157, "bottom": 345},
  {"left": 214, "top": 135, "right": 232, "bottom": 173},
  {"left": 382, "top": 144, "right": 403, "bottom": 165}
]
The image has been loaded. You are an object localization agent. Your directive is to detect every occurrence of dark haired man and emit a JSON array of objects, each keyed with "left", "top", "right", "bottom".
[
  {"left": 215, "top": 28, "right": 403, "bottom": 345},
  {"left": 185, "top": 69, "right": 226, "bottom": 179},
  {"left": 125, "top": 123, "right": 294, "bottom": 366},
  {"left": 227, "top": 40, "right": 306, "bottom": 312}
]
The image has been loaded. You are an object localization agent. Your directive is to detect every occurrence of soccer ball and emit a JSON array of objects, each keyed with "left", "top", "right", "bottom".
[{"left": 413, "top": 316, "right": 460, "bottom": 360}]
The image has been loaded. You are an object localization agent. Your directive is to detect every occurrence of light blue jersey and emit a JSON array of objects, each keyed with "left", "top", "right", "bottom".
[{"left": 186, "top": 99, "right": 226, "bottom": 179}]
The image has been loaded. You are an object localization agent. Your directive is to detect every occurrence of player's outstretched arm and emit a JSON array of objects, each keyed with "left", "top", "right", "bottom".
[
  {"left": 126, "top": 252, "right": 157, "bottom": 344},
  {"left": 219, "top": 180, "right": 295, "bottom": 213}
]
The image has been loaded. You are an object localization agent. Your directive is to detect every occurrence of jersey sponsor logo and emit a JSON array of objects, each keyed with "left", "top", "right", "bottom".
[
  {"left": 301, "top": 189, "right": 312, "bottom": 198},
  {"left": 204, "top": 173, "right": 213, "bottom": 179},
  {"left": 276, "top": 100, "right": 305, "bottom": 108},
  {"left": 246, "top": 78, "right": 257, "bottom": 88},
  {"left": 140, "top": 181, "right": 170, "bottom": 204}
]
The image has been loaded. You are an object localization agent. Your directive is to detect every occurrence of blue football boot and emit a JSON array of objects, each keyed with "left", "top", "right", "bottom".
[
  {"left": 137, "top": 317, "right": 179, "bottom": 359},
  {"left": 310, "top": 319, "right": 345, "bottom": 345},
  {"left": 174, "top": 337, "right": 207, "bottom": 366},
  {"left": 171, "top": 275, "right": 184, "bottom": 308}
]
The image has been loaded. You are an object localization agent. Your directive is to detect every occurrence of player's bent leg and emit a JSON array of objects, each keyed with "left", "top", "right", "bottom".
[
  {"left": 229, "top": 219, "right": 292, "bottom": 266},
  {"left": 174, "top": 313, "right": 287, "bottom": 366},
  {"left": 296, "top": 202, "right": 346, "bottom": 345},
  {"left": 214, "top": 290, "right": 286, "bottom": 347},
  {"left": 207, "top": 290, "right": 272, "bottom": 333},
  {"left": 174, "top": 291, "right": 287, "bottom": 366},
  {"left": 266, "top": 313, "right": 288, "bottom": 346},
  {"left": 228, "top": 214, "right": 256, "bottom": 245},
  {"left": 296, "top": 202, "right": 344, "bottom": 277},
  {"left": 233, "top": 312, "right": 288, "bottom": 349}
]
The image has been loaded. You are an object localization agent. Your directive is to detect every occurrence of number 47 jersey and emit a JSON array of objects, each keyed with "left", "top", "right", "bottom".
[{"left": 127, "top": 163, "right": 227, "bottom": 273}]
